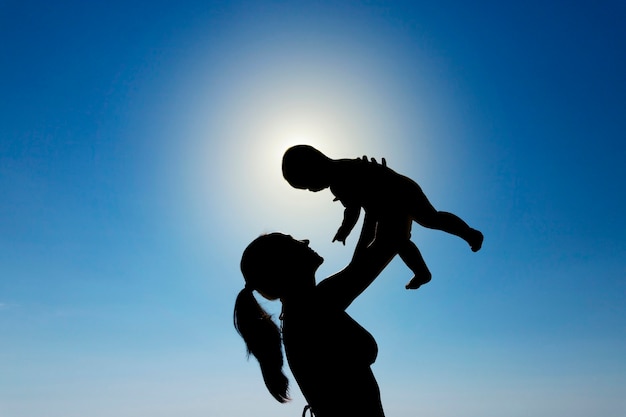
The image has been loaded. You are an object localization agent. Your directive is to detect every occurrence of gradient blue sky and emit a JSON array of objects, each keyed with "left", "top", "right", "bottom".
[{"left": 1, "top": 1, "right": 625, "bottom": 416}]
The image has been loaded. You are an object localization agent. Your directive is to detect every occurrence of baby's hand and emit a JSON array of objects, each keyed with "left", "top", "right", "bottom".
[{"left": 332, "top": 231, "right": 347, "bottom": 245}]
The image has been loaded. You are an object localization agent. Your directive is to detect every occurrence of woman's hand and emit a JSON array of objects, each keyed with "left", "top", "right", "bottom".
[{"left": 361, "top": 155, "right": 387, "bottom": 167}]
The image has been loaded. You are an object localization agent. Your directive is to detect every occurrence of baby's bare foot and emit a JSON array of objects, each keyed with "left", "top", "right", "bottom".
[
  {"left": 469, "top": 229, "right": 484, "bottom": 252},
  {"left": 405, "top": 272, "right": 432, "bottom": 290}
]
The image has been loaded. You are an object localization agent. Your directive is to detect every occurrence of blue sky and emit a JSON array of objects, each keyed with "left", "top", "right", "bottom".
[{"left": 1, "top": 1, "right": 625, "bottom": 416}]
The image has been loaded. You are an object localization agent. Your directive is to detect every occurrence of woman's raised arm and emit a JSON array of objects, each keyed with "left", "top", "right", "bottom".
[{"left": 317, "top": 214, "right": 399, "bottom": 310}]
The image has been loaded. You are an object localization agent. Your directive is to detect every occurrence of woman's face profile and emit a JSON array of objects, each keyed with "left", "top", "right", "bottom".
[
  {"left": 272, "top": 234, "right": 324, "bottom": 273},
  {"left": 242, "top": 233, "right": 323, "bottom": 298}
]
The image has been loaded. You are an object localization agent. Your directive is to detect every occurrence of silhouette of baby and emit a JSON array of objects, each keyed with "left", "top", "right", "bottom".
[{"left": 282, "top": 145, "right": 483, "bottom": 290}]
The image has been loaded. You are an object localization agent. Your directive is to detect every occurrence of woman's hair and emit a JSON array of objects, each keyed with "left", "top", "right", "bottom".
[
  {"left": 233, "top": 234, "right": 290, "bottom": 403},
  {"left": 234, "top": 288, "right": 289, "bottom": 403}
]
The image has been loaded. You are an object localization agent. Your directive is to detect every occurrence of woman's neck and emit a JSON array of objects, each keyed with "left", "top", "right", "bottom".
[{"left": 281, "top": 286, "right": 315, "bottom": 312}]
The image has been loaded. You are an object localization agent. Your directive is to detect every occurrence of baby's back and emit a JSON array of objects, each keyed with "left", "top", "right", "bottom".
[{"left": 334, "top": 158, "right": 419, "bottom": 216}]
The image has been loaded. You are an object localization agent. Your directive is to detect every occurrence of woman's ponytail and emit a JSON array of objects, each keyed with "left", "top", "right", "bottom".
[{"left": 234, "top": 287, "right": 289, "bottom": 403}]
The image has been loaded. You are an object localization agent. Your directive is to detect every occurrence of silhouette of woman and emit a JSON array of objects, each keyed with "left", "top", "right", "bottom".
[{"left": 234, "top": 227, "right": 398, "bottom": 416}]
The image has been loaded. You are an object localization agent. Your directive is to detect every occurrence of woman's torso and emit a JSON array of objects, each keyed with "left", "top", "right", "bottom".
[{"left": 281, "top": 291, "right": 383, "bottom": 416}]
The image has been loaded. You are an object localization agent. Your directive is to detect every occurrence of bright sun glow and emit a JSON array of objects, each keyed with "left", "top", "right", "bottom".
[{"left": 171, "top": 28, "right": 432, "bottom": 266}]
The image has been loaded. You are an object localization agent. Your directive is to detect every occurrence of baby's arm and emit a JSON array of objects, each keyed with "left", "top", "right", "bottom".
[
  {"left": 331, "top": 155, "right": 386, "bottom": 245},
  {"left": 333, "top": 205, "right": 361, "bottom": 245}
]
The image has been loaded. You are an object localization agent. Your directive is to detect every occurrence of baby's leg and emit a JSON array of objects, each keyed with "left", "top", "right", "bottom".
[
  {"left": 375, "top": 217, "right": 431, "bottom": 289},
  {"left": 410, "top": 187, "right": 483, "bottom": 252},
  {"left": 399, "top": 240, "right": 432, "bottom": 290}
]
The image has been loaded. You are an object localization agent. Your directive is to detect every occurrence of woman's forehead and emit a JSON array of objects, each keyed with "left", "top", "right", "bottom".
[
  {"left": 268, "top": 232, "right": 296, "bottom": 241},
  {"left": 264, "top": 232, "right": 295, "bottom": 246},
  {"left": 263, "top": 232, "right": 309, "bottom": 249}
]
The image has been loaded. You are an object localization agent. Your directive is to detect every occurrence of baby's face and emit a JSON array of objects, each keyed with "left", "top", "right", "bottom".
[
  {"left": 288, "top": 171, "right": 329, "bottom": 192},
  {"left": 290, "top": 183, "right": 327, "bottom": 192},
  {"left": 306, "top": 183, "right": 328, "bottom": 192}
]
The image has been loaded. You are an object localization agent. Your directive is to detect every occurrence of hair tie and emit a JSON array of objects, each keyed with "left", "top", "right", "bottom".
[{"left": 244, "top": 283, "right": 254, "bottom": 293}]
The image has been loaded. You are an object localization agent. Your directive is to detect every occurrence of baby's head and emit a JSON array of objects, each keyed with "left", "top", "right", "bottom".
[{"left": 282, "top": 145, "right": 332, "bottom": 191}]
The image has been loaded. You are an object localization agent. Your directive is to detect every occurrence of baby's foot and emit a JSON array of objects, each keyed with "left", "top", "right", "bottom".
[
  {"left": 405, "top": 272, "right": 432, "bottom": 290},
  {"left": 468, "top": 229, "right": 484, "bottom": 252}
]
